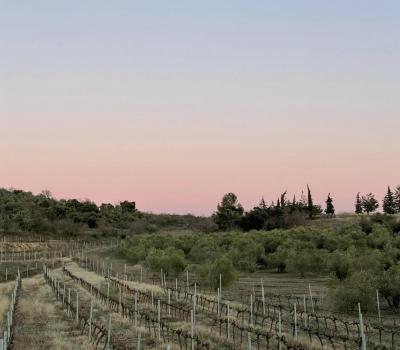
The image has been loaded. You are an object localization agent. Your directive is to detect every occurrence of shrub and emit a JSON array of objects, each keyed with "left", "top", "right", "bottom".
[
  {"left": 197, "top": 255, "right": 237, "bottom": 289},
  {"left": 330, "top": 270, "right": 378, "bottom": 311},
  {"left": 145, "top": 247, "right": 187, "bottom": 276}
]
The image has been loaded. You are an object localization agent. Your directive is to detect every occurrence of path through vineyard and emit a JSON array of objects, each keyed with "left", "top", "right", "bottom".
[{"left": 11, "top": 274, "right": 92, "bottom": 350}]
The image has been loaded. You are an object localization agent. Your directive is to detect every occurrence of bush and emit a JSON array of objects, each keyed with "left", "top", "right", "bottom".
[
  {"left": 379, "top": 265, "right": 400, "bottom": 309},
  {"left": 330, "top": 270, "right": 378, "bottom": 311},
  {"left": 145, "top": 247, "right": 187, "bottom": 276},
  {"left": 287, "top": 248, "right": 324, "bottom": 277},
  {"left": 197, "top": 255, "right": 237, "bottom": 289},
  {"left": 327, "top": 251, "right": 351, "bottom": 280}
]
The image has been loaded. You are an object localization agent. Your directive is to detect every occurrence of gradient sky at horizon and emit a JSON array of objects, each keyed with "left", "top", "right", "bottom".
[{"left": 1, "top": 1, "right": 399, "bottom": 215}]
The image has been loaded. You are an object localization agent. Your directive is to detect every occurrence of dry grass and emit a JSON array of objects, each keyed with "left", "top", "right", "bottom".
[
  {"left": 0, "top": 242, "right": 47, "bottom": 252},
  {"left": 66, "top": 261, "right": 165, "bottom": 295},
  {"left": 12, "top": 275, "right": 92, "bottom": 350},
  {"left": 0, "top": 281, "right": 14, "bottom": 326}
]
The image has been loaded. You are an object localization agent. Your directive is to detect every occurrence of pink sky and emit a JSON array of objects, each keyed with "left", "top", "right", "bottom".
[{"left": 1, "top": 1, "right": 399, "bottom": 215}]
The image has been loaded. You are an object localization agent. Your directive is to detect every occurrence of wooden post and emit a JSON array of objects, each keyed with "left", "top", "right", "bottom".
[
  {"left": 134, "top": 291, "right": 138, "bottom": 327},
  {"left": 157, "top": 300, "right": 161, "bottom": 340},
  {"left": 160, "top": 269, "right": 163, "bottom": 287},
  {"left": 376, "top": 289, "right": 381, "bottom": 324},
  {"left": 136, "top": 333, "right": 141, "bottom": 350},
  {"left": 227, "top": 302, "right": 230, "bottom": 340},
  {"left": 186, "top": 270, "right": 189, "bottom": 292},
  {"left": 191, "top": 310, "right": 195, "bottom": 350},
  {"left": 119, "top": 287, "right": 122, "bottom": 313},
  {"left": 68, "top": 288, "right": 71, "bottom": 316},
  {"left": 358, "top": 303, "right": 367, "bottom": 350},
  {"left": 89, "top": 299, "right": 93, "bottom": 340},
  {"left": 303, "top": 294, "right": 307, "bottom": 328},
  {"left": 250, "top": 294, "right": 253, "bottom": 325},
  {"left": 278, "top": 309, "right": 282, "bottom": 350},
  {"left": 168, "top": 289, "right": 171, "bottom": 316},
  {"left": 217, "top": 288, "right": 220, "bottom": 315},
  {"left": 308, "top": 284, "right": 314, "bottom": 313},
  {"left": 76, "top": 292, "right": 79, "bottom": 323},
  {"left": 193, "top": 285, "right": 196, "bottom": 329},
  {"left": 247, "top": 331, "right": 251, "bottom": 350},
  {"left": 107, "top": 282, "right": 110, "bottom": 305},
  {"left": 175, "top": 278, "right": 178, "bottom": 300},
  {"left": 294, "top": 303, "right": 298, "bottom": 340},
  {"left": 140, "top": 266, "right": 143, "bottom": 281},
  {"left": 107, "top": 314, "right": 112, "bottom": 350},
  {"left": 261, "top": 280, "right": 265, "bottom": 316},
  {"left": 219, "top": 273, "right": 222, "bottom": 301}
]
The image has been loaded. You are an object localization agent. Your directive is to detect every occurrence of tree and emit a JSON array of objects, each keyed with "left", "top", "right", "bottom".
[
  {"left": 325, "top": 193, "right": 335, "bottom": 216},
  {"left": 259, "top": 197, "right": 268, "bottom": 210},
  {"left": 305, "top": 185, "right": 322, "bottom": 218},
  {"left": 213, "top": 193, "right": 244, "bottom": 231},
  {"left": 395, "top": 186, "right": 400, "bottom": 214},
  {"left": 383, "top": 186, "right": 396, "bottom": 215},
  {"left": 361, "top": 193, "right": 379, "bottom": 215},
  {"left": 355, "top": 193, "right": 363, "bottom": 214},
  {"left": 307, "top": 185, "right": 314, "bottom": 218}
]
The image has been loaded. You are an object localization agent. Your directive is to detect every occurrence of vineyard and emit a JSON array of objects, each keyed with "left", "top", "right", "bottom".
[{"left": 0, "top": 239, "right": 398, "bottom": 350}]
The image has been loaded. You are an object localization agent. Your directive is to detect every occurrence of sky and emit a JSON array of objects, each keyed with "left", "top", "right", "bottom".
[{"left": 1, "top": 1, "right": 399, "bottom": 215}]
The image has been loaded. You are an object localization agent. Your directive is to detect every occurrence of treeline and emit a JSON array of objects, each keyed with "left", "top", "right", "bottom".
[
  {"left": 1, "top": 185, "right": 399, "bottom": 237},
  {"left": 213, "top": 186, "right": 400, "bottom": 231},
  {"left": 0, "top": 188, "right": 212, "bottom": 237},
  {"left": 120, "top": 214, "right": 400, "bottom": 311}
]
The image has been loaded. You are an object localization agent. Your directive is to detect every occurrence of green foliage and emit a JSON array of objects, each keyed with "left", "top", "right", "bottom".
[
  {"left": 0, "top": 188, "right": 212, "bottom": 236},
  {"left": 395, "top": 186, "right": 400, "bottom": 213},
  {"left": 197, "top": 255, "right": 237, "bottom": 289},
  {"left": 145, "top": 247, "right": 187, "bottom": 276},
  {"left": 214, "top": 193, "right": 244, "bottom": 231},
  {"left": 355, "top": 192, "right": 363, "bottom": 214},
  {"left": 325, "top": 193, "right": 335, "bottom": 216},
  {"left": 287, "top": 248, "right": 324, "bottom": 277},
  {"left": 330, "top": 270, "right": 378, "bottom": 311},
  {"left": 327, "top": 251, "right": 351, "bottom": 280},
  {"left": 268, "top": 247, "right": 290, "bottom": 273},
  {"left": 229, "top": 235, "right": 265, "bottom": 272},
  {"left": 361, "top": 193, "right": 379, "bottom": 214},
  {"left": 383, "top": 186, "right": 396, "bottom": 215},
  {"left": 379, "top": 265, "right": 400, "bottom": 309}
]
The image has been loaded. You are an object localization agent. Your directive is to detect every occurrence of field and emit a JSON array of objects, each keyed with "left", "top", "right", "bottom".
[{"left": 0, "top": 237, "right": 398, "bottom": 350}]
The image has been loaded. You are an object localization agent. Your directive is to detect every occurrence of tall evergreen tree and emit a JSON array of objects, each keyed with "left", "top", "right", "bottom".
[
  {"left": 325, "top": 193, "right": 335, "bottom": 216},
  {"left": 300, "top": 190, "right": 307, "bottom": 206},
  {"left": 383, "top": 186, "right": 396, "bottom": 215},
  {"left": 259, "top": 197, "right": 268, "bottom": 210},
  {"left": 280, "top": 191, "right": 287, "bottom": 207},
  {"left": 355, "top": 192, "right": 363, "bottom": 214},
  {"left": 395, "top": 186, "right": 400, "bottom": 214},
  {"left": 307, "top": 185, "right": 314, "bottom": 218}
]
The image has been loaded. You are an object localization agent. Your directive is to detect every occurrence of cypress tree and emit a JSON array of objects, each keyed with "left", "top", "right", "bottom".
[
  {"left": 307, "top": 185, "right": 314, "bottom": 218},
  {"left": 280, "top": 191, "right": 287, "bottom": 207},
  {"left": 355, "top": 192, "right": 363, "bottom": 214},
  {"left": 395, "top": 186, "right": 400, "bottom": 214},
  {"left": 259, "top": 197, "right": 268, "bottom": 210},
  {"left": 383, "top": 186, "right": 396, "bottom": 214},
  {"left": 325, "top": 193, "right": 335, "bottom": 216}
]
